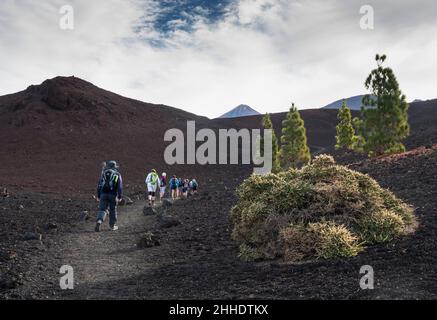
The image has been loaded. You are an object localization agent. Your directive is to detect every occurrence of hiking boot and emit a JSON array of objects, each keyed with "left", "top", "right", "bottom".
[
  {"left": 95, "top": 220, "right": 102, "bottom": 232},
  {"left": 110, "top": 225, "right": 119, "bottom": 231}
]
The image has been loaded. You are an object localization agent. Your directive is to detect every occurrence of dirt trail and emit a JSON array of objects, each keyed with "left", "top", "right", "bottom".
[{"left": 57, "top": 201, "right": 156, "bottom": 299}]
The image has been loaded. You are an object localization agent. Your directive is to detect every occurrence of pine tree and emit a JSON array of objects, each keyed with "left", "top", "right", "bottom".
[
  {"left": 260, "top": 113, "right": 281, "bottom": 173},
  {"left": 279, "top": 103, "right": 311, "bottom": 169},
  {"left": 335, "top": 100, "right": 356, "bottom": 150},
  {"left": 355, "top": 54, "right": 410, "bottom": 157}
]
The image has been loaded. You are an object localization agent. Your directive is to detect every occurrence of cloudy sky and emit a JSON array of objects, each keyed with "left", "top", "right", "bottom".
[{"left": 0, "top": 0, "right": 436, "bottom": 118}]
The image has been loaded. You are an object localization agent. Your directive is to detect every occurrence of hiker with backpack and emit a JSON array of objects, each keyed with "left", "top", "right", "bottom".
[
  {"left": 190, "top": 179, "right": 198, "bottom": 195},
  {"left": 95, "top": 160, "right": 123, "bottom": 232},
  {"left": 182, "top": 179, "right": 190, "bottom": 198},
  {"left": 177, "top": 177, "right": 183, "bottom": 199},
  {"left": 145, "top": 169, "right": 160, "bottom": 207},
  {"left": 170, "top": 175, "right": 178, "bottom": 200},
  {"left": 159, "top": 172, "right": 167, "bottom": 201}
]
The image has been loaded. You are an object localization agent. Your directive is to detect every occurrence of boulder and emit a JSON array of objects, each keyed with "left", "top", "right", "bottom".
[
  {"left": 137, "top": 232, "right": 160, "bottom": 248},
  {"left": 143, "top": 206, "right": 157, "bottom": 216},
  {"left": 162, "top": 198, "right": 173, "bottom": 207}
]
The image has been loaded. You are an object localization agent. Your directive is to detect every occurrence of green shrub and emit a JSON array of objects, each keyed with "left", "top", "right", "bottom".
[
  {"left": 231, "top": 154, "right": 416, "bottom": 262},
  {"left": 356, "top": 209, "right": 405, "bottom": 244},
  {"left": 308, "top": 222, "right": 363, "bottom": 259}
]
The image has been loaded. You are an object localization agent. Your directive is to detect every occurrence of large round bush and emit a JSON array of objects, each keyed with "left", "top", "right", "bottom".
[{"left": 231, "top": 154, "right": 417, "bottom": 262}]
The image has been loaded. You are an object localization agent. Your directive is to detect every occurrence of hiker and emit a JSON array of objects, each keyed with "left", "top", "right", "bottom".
[
  {"left": 182, "top": 179, "right": 190, "bottom": 198},
  {"left": 170, "top": 175, "right": 178, "bottom": 200},
  {"left": 160, "top": 172, "right": 167, "bottom": 200},
  {"left": 145, "top": 169, "right": 160, "bottom": 207},
  {"left": 95, "top": 160, "right": 123, "bottom": 232},
  {"left": 177, "top": 177, "right": 183, "bottom": 199},
  {"left": 190, "top": 179, "right": 198, "bottom": 195}
]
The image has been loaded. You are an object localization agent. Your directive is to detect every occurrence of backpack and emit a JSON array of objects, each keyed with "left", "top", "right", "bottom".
[
  {"left": 101, "top": 169, "right": 119, "bottom": 193},
  {"left": 191, "top": 180, "right": 198, "bottom": 188},
  {"left": 150, "top": 173, "right": 158, "bottom": 186},
  {"left": 170, "top": 178, "right": 177, "bottom": 188},
  {"left": 160, "top": 177, "right": 167, "bottom": 187}
]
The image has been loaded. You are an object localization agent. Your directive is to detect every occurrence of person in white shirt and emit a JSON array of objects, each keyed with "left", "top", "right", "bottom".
[{"left": 145, "top": 169, "right": 160, "bottom": 207}]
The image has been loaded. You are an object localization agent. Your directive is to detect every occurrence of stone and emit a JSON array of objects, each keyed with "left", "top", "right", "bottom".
[
  {"left": 137, "top": 232, "right": 160, "bottom": 248},
  {"left": 1, "top": 188, "right": 9, "bottom": 198},
  {"left": 23, "top": 232, "right": 42, "bottom": 241},
  {"left": 162, "top": 198, "right": 173, "bottom": 207},
  {"left": 157, "top": 214, "right": 180, "bottom": 229},
  {"left": 119, "top": 196, "right": 134, "bottom": 206},
  {"left": 46, "top": 222, "right": 58, "bottom": 230},
  {"left": 143, "top": 206, "right": 157, "bottom": 216},
  {"left": 79, "top": 210, "right": 89, "bottom": 221}
]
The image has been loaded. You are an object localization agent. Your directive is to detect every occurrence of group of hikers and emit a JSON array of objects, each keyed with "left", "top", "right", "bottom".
[{"left": 95, "top": 160, "right": 198, "bottom": 232}]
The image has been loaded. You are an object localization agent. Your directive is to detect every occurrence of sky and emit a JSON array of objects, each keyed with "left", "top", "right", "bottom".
[{"left": 0, "top": 0, "right": 436, "bottom": 118}]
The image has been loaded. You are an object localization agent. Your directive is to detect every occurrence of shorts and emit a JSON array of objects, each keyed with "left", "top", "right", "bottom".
[
  {"left": 192, "top": 186, "right": 197, "bottom": 191},
  {"left": 182, "top": 187, "right": 188, "bottom": 193},
  {"left": 147, "top": 183, "right": 158, "bottom": 193},
  {"left": 148, "top": 191, "right": 156, "bottom": 197},
  {"left": 170, "top": 185, "right": 178, "bottom": 190},
  {"left": 160, "top": 186, "right": 166, "bottom": 194}
]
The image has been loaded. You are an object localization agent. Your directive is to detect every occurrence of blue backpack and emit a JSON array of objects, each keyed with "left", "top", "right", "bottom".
[{"left": 170, "top": 178, "right": 178, "bottom": 188}]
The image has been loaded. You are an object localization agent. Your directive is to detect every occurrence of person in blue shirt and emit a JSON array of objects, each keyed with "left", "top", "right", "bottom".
[
  {"left": 95, "top": 160, "right": 123, "bottom": 232},
  {"left": 177, "top": 178, "right": 183, "bottom": 199},
  {"left": 169, "top": 175, "right": 178, "bottom": 200}
]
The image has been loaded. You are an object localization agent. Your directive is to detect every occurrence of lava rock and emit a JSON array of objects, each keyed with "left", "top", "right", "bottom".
[
  {"left": 0, "top": 277, "right": 19, "bottom": 290},
  {"left": 143, "top": 206, "right": 157, "bottom": 216},
  {"left": 79, "top": 210, "right": 89, "bottom": 221},
  {"left": 137, "top": 232, "right": 160, "bottom": 248},
  {"left": 119, "top": 196, "right": 134, "bottom": 206},
  {"left": 46, "top": 222, "right": 58, "bottom": 230},
  {"left": 1, "top": 188, "right": 9, "bottom": 198},
  {"left": 157, "top": 214, "right": 180, "bottom": 229},
  {"left": 162, "top": 198, "right": 173, "bottom": 207},
  {"left": 23, "top": 232, "right": 42, "bottom": 241}
]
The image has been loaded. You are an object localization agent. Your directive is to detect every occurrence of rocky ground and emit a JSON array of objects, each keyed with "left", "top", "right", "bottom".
[{"left": 1, "top": 146, "right": 436, "bottom": 299}]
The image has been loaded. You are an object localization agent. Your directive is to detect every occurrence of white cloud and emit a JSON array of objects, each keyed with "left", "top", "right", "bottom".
[{"left": 1, "top": 0, "right": 437, "bottom": 118}]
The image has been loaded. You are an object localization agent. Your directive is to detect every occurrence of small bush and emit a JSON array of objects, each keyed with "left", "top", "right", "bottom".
[{"left": 231, "top": 154, "right": 416, "bottom": 262}]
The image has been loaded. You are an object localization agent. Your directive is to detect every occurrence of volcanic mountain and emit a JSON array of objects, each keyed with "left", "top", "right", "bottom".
[
  {"left": 0, "top": 76, "right": 211, "bottom": 192},
  {"left": 218, "top": 104, "right": 261, "bottom": 118},
  {"left": 1, "top": 76, "right": 436, "bottom": 193},
  {"left": 322, "top": 94, "right": 377, "bottom": 110}
]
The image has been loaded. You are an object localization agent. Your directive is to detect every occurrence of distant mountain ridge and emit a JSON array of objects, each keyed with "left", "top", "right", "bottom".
[
  {"left": 322, "top": 95, "right": 376, "bottom": 110},
  {"left": 219, "top": 104, "right": 261, "bottom": 118}
]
